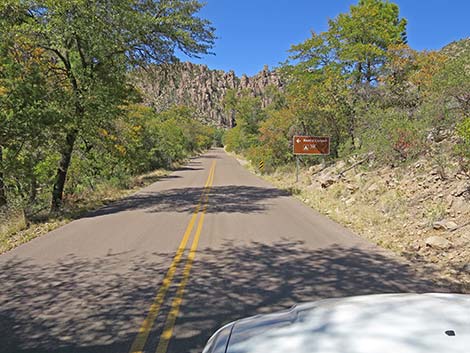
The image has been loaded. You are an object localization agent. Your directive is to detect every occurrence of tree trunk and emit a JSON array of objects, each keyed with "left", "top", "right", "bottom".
[
  {"left": 348, "top": 113, "right": 356, "bottom": 150},
  {"left": 357, "top": 62, "right": 363, "bottom": 83},
  {"left": 0, "top": 146, "right": 6, "bottom": 207},
  {"left": 49, "top": 48, "right": 83, "bottom": 213},
  {"left": 29, "top": 172, "right": 37, "bottom": 204},
  {"left": 366, "top": 59, "right": 373, "bottom": 84},
  {"left": 51, "top": 131, "right": 77, "bottom": 212}
]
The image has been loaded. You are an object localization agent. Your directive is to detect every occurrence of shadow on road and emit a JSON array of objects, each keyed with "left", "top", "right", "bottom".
[
  {"left": 170, "top": 240, "right": 452, "bottom": 353},
  {"left": 174, "top": 167, "right": 203, "bottom": 172},
  {"left": 84, "top": 185, "right": 291, "bottom": 218},
  {"left": 0, "top": 240, "right": 453, "bottom": 353}
]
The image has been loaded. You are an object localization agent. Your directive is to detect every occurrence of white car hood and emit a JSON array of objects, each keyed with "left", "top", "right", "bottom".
[{"left": 226, "top": 293, "right": 470, "bottom": 353}]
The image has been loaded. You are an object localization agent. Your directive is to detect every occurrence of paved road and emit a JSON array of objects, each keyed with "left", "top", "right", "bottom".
[{"left": 0, "top": 148, "right": 439, "bottom": 353}]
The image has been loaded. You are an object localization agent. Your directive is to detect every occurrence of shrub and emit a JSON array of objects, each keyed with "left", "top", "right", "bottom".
[
  {"left": 456, "top": 117, "right": 470, "bottom": 160},
  {"left": 358, "top": 107, "right": 426, "bottom": 163}
]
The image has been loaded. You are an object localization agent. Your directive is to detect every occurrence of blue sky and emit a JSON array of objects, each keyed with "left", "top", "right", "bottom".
[{"left": 184, "top": 0, "right": 470, "bottom": 76}]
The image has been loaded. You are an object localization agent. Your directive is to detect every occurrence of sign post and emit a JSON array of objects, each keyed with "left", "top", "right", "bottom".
[
  {"left": 293, "top": 135, "right": 330, "bottom": 183},
  {"left": 296, "top": 156, "right": 300, "bottom": 183}
]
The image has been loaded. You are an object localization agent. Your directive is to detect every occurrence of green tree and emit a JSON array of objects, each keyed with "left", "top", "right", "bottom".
[
  {"left": 283, "top": 0, "right": 408, "bottom": 153},
  {"left": 380, "top": 44, "right": 446, "bottom": 111},
  {"left": 327, "top": 0, "right": 407, "bottom": 84},
  {"left": 223, "top": 89, "right": 266, "bottom": 152},
  {"left": 119, "top": 104, "right": 215, "bottom": 173},
  {"left": 0, "top": 27, "right": 62, "bottom": 209},
  {"left": 0, "top": 0, "right": 215, "bottom": 211},
  {"left": 159, "top": 106, "right": 212, "bottom": 153},
  {"left": 430, "top": 47, "right": 470, "bottom": 122},
  {"left": 250, "top": 109, "right": 293, "bottom": 168},
  {"left": 428, "top": 42, "right": 470, "bottom": 161}
]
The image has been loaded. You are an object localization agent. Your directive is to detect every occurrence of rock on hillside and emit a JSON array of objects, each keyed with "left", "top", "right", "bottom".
[
  {"left": 441, "top": 37, "right": 470, "bottom": 58},
  {"left": 133, "top": 63, "right": 283, "bottom": 128}
]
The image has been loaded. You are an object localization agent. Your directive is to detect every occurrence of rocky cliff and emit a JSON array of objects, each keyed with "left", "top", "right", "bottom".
[{"left": 133, "top": 62, "right": 284, "bottom": 127}]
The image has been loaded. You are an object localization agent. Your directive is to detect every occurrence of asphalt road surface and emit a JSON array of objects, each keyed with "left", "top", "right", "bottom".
[{"left": 0, "top": 148, "right": 440, "bottom": 353}]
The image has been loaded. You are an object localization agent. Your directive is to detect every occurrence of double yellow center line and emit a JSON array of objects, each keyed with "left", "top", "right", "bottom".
[{"left": 129, "top": 161, "right": 216, "bottom": 353}]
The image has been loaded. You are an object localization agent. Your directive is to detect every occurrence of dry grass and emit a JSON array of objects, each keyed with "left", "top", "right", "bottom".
[{"left": 264, "top": 170, "right": 409, "bottom": 251}]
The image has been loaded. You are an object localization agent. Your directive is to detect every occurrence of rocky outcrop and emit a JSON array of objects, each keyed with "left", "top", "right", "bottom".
[
  {"left": 441, "top": 37, "right": 470, "bottom": 58},
  {"left": 133, "top": 63, "right": 283, "bottom": 127}
]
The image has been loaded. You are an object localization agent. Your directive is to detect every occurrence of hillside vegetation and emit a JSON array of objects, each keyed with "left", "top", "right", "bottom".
[{"left": 222, "top": 1, "right": 470, "bottom": 290}]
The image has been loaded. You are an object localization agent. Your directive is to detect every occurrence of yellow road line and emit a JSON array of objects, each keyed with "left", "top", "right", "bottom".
[
  {"left": 155, "top": 162, "right": 215, "bottom": 353},
  {"left": 129, "top": 162, "right": 216, "bottom": 353}
]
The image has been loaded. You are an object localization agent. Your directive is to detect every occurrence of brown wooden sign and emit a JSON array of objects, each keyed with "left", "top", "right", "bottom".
[{"left": 293, "top": 136, "right": 330, "bottom": 155}]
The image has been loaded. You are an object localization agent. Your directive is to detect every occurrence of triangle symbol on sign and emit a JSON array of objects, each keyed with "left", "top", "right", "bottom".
[{"left": 304, "top": 146, "right": 308, "bottom": 151}]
